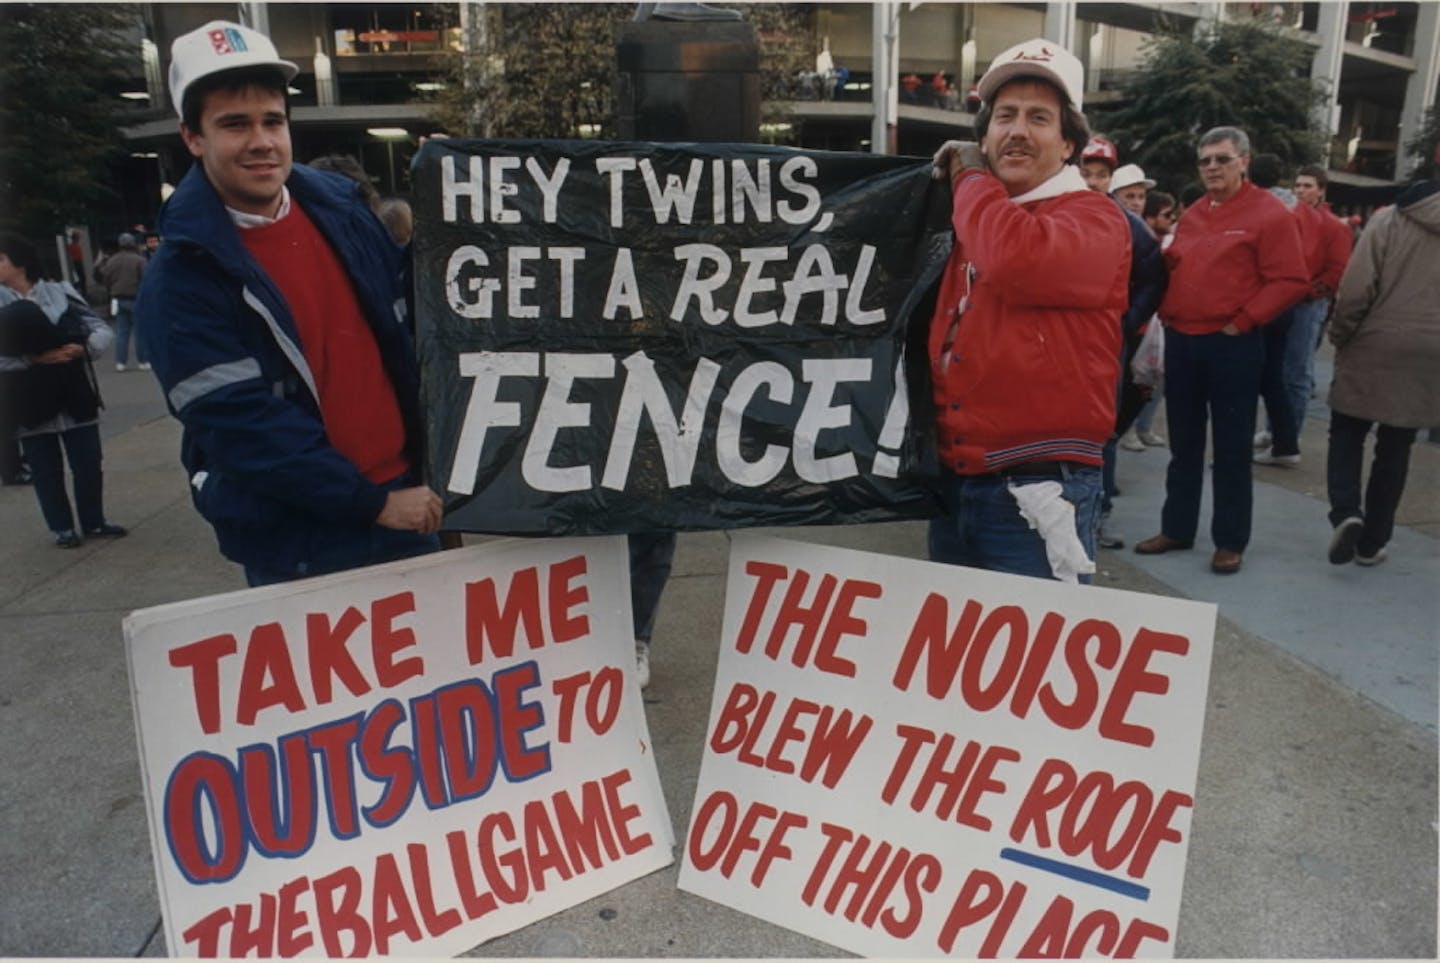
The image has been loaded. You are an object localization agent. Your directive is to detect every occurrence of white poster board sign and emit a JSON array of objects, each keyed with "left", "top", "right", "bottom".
[
  {"left": 124, "top": 537, "right": 673, "bottom": 957},
  {"left": 678, "top": 534, "right": 1216, "bottom": 958}
]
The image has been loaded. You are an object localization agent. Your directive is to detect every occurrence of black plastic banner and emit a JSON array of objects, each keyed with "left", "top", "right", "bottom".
[{"left": 413, "top": 138, "right": 950, "bottom": 535}]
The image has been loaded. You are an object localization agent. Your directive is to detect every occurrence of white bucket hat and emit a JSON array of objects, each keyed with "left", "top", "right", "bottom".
[
  {"left": 976, "top": 38, "right": 1085, "bottom": 110},
  {"left": 1110, "top": 163, "right": 1157, "bottom": 193},
  {"left": 169, "top": 20, "right": 298, "bottom": 120}
]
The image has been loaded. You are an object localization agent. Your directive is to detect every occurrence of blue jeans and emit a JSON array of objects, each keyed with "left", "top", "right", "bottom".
[
  {"left": 1160, "top": 327, "right": 1264, "bottom": 552},
  {"left": 1283, "top": 298, "right": 1328, "bottom": 434},
  {"left": 629, "top": 531, "right": 676, "bottom": 643},
  {"left": 1258, "top": 308, "right": 1300, "bottom": 455},
  {"left": 21, "top": 424, "right": 106, "bottom": 534},
  {"left": 927, "top": 464, "right": 1102, "bottom": 583},
  {"left": 113, "top": 299, "right": 144, "bottom": 366},
  {"left": 1134, "top": 395, "right": 1160, "bottom": 435},
  {"left": 1326, "top": 410, "right": 1416, "bottom": 556}
]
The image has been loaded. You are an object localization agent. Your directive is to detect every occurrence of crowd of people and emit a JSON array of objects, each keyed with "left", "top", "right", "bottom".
[{"left": 2, "top": 22, "right": 1435, "bottom": 689}]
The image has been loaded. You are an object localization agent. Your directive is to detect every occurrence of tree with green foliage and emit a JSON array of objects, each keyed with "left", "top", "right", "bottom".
[
  {"left": 427, "top": 4, "right": 634, "bottom": 139},
  {"left": 0, "top": 4, "right": 141, "bottom": 239},
  {"left": 1091, "top": 18, "right": 1328, "bottom": 194}
]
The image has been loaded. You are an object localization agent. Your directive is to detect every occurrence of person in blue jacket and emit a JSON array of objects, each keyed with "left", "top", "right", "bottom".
[
  {"left": 136, "top": 21, "right": 441, "bottom": 586},
  {"left": 1076, "top": 138, "right": 1168, "bottom": 550}
]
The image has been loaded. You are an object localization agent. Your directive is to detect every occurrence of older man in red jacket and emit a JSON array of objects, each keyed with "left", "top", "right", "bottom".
[
  {"left": 927, "top": 38, "right": 1131, "bottom": 583},
  {"left": 1135, "top": 126, "right": 1308, "bottom": 574}
]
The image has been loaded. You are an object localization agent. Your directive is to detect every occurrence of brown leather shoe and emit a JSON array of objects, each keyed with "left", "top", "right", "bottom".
[
  {"left": 1211, "top": 549, "right": 1243, "bottom": 574},
  {"left": 1134, "top": 534, "right": 1193, "bottom": 555}
]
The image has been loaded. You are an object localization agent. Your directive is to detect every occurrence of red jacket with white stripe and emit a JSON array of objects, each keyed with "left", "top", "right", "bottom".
[
  {"left": 928, "top": 166, "right": 1130, "bottom": 475},
  {"left": 1159, "top": 181, "right": 1308, "bottom": 334}
]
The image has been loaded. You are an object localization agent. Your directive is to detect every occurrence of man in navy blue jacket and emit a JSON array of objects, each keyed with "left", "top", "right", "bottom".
[
  {"left": 1077, "top": 138, "right": 1168, "bottom": 549},
  {"left": 137, "top": 21, "right": 441, "bottom": 585}
]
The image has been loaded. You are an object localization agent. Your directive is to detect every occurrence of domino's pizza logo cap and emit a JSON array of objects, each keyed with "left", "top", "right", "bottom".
[
  {"left": 976, "top": 38, "right": 1085, "bottom": 111},
  {"left": 168, "top": 20, "right": 298, "bottom": 120}
]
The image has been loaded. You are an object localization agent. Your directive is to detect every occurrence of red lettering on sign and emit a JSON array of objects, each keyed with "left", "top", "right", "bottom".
[
  {"left": 880, "top": 724, "right": 1019, "bottom": 830},
  {"left": 892, "top": 594, "right": 1186, "bottom": 747},
  {"left": 936, "top": 867, "right": 1026, "bottom": 955},
  {"left": 371, "top": 852, "right": 425, "bottom": 953},
  {"left": 1100, "top": 627, "right": 1189, "bottom": 747},
  {"left": 800, "top": 821, "right": 943, "bottom": 939},
  {"left": 709, "top": 682, "right": 871, "bottom": 787},
  {"left": 1009, "top": 757, "right": 1193, "bottom": 878},
  {"left": 236, "top": 622, "right": 306, "bottom": 725},
  {"left": 465, "top": 557, "right": 591, "bottom": 662},
  {"left": 168, "top": 634, "right": 237, "bottom": 735},
  {"left": 168, "top": 592, "right": 432, "bottom": 735},
  {"left": 306, "top": 606, "right": 370, "bottom": 705},
  {"left": 313, "top": 864, "right": 370, "bottom": 956},
  {"left": 687, "top": 790, "right": 808, "bottom": 887},
  {"left": 179, "top": 774, "right": 653, "bottom": 956},
  {"left": 372, "top": 591, "right": 424, "bottom": 688},
  {"left": 732, "top": 561, "right": 877, "bottom": 676},
  {"left": 276, "top": 877, "right": 314, "bottom": 956}
]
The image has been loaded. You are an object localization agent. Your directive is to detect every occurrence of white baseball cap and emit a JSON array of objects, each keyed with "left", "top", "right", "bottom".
[
  {"left": 1110, "top": 163, "right": 1157, "bottom": 193},
  {"left": 976, "top": 38, "right": 1085, "bottom": 110},
  {"left": 168, "top": 20, "right": 298, "bottom": 120}
]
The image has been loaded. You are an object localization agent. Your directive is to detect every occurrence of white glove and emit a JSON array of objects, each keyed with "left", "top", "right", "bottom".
[{"left": 1008, "top": 480, "right": 1096, "bottom": 583}]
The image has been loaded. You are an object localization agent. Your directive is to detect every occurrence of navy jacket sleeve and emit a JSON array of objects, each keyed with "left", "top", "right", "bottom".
[{"left": 1122, "top": 209, "right": 1166, "bottom": 336}]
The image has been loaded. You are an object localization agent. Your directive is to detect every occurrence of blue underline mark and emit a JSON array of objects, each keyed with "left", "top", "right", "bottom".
[{"left": 999, "top": 848, "right": 1151, "bottom": 902}]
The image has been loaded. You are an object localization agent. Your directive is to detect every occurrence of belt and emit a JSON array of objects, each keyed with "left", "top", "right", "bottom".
[{"left": 984, "top": 459, "right": 1076, "bottom": 479}]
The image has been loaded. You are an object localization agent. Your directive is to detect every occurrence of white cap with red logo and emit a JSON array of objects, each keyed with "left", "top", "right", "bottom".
[
  {"left": 1082, "top": 136, "right": 1119, "bottom": 167},
  {"left": 168, "top": 20, "right": 298, "bottom": 120},
  {"left": 976, "top": 38, "right": 1085, "bottom": 110}
]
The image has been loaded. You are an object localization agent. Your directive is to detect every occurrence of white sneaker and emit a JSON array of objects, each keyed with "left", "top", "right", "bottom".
[
  {"left": 1119, "top": 429, "right": 1145, "bottom": 452},
  {"left": 138, "top": 362, "right": 151, "bottom": 371},
  {"left": 1355, "top": 546, "right": 1388, "bottom": 567},
  {"left": 115, "top": 363, "right": 127, "bottom": 372},
  {"left": 635, "top": 640, "right": 651, "bottom": 689},
  {"left": 1252, "top": 429, "right": 1272, "bottom": 449},
  {"left": 1327, "top": 517, "right": 1363, "bottom": 565},
  {"left": 1253, "top": 451, "right": 1301, "bottom": 466},
  {"left": 1139, "top": 431, "right": 1166, "bottom": 447}
]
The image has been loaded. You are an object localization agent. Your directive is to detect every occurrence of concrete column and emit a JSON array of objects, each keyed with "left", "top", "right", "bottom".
[
  {"left": 1193, "top": 2, "right": 1224, "bottom": 38},
  {"left": 1312, "top": 0, "right": 1348, "bottom": 159},
  {"left": 1399, "top": 0, "right": 1440, "bottom": 176},
  {"left": 238, "top": 1, "right": 269, "bottom": 37},
  {"left": 871, "top": 1, "right": 899, "bottom": 155},
  {"left": 1043, "top": 2, "right": 1077, "bottom": 51},
  {"left": 458, "top": 2, "right": 490, "bottom": 137}
]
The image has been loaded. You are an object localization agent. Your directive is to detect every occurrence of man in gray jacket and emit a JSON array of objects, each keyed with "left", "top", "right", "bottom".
[
  {"left": 95, "top": 232, "right": 147, "bottom": 371},
  {"left": 1325, "top": 172, "right": 1440, "bottom": 566}
]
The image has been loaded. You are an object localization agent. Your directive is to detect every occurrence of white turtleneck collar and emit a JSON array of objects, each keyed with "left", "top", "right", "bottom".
[
  {"left": 228, "top": 187, "right": 292, "bottom": 229},
  {"left": 1007, "top": 164, "right": 1088, "bottom": 205}
]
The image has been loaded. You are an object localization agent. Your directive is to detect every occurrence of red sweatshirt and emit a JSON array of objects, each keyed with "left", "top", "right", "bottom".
[
  {"left": 241, "top": 203, "right": 409, "bottom": 485},
  {"left": 1159, "top": 180, "right": 1308, "bottom": 334},
  {"left": 1310, "top": 201, "right": 1354, "bottom": 299},
  {"left": 929, "top": 168, "right": 1129, "bottom": 474}
]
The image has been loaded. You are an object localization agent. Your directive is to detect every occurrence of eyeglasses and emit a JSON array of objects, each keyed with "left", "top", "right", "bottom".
[{"left": 1197, "top": 154, "right": 1238, "bottom": 167}]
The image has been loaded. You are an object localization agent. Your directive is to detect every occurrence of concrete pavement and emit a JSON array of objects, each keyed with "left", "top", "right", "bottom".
[{"left": 0, "top": 357, "right": 1435, "bottom": 957}]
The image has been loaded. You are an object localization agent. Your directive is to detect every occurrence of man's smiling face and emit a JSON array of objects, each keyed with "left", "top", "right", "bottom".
[
  {"left": 982, "top": 78, "right": 1075, "bottom": 198},
  {"left": 181, "top": 83, "right": 292, "bottom": 217}
]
